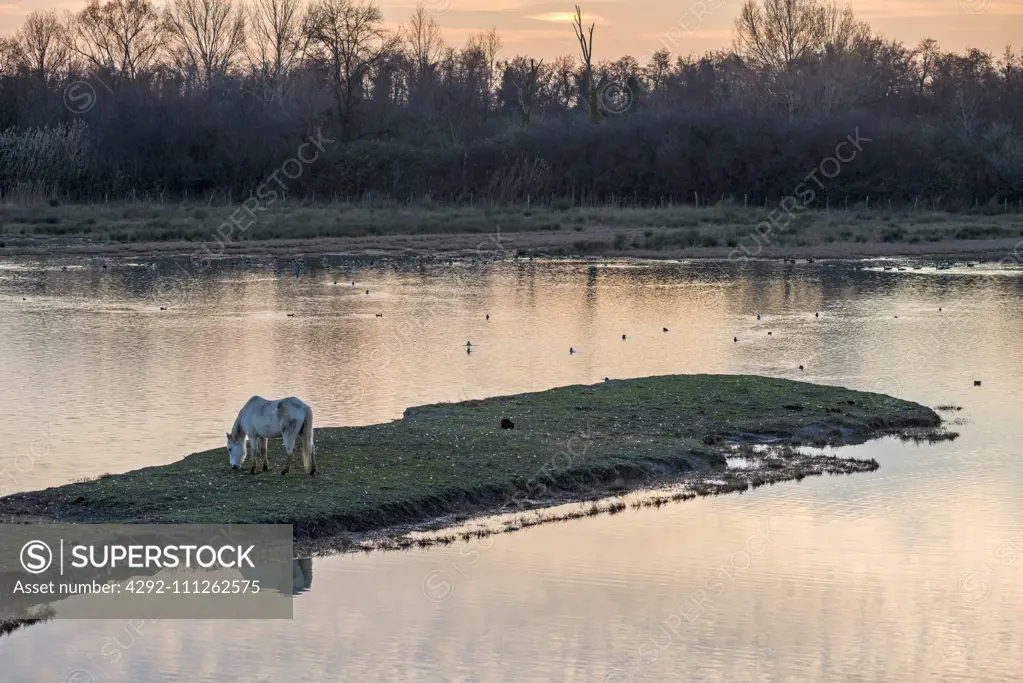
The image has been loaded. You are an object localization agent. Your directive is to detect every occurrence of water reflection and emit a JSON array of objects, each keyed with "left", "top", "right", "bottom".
[
  {"left": 294, "top": 558, "right": 312, "bottom": 594},
  {"left": 1, "top": 256, "right": 1022, "bottom": 682}
]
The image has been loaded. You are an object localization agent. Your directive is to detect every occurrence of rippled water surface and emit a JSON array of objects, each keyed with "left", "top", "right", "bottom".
[{"left": 1, "top": 255, "right": 1021, "bottom": 682}]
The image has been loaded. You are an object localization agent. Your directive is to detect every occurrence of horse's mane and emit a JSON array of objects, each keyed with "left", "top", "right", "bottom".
[{"left": 230, "top": 415, "right": 245, "bottom": 441}]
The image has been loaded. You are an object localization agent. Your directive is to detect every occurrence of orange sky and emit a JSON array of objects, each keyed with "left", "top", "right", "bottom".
[{"left": 1, "top": 0, "right": 1019, "bottom": 60}]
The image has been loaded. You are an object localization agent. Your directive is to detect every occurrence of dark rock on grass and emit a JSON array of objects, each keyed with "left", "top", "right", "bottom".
[{"left": 0, "top": 375, "right": 941, "bottom": 542}]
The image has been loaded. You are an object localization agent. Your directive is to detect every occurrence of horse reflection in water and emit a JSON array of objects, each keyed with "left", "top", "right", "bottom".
[
  {"left": 293, "top": 558, "right": 313, "bottom": 594},
  {"left": 239, "top": 558, "right": 313, "bottom": 595}
]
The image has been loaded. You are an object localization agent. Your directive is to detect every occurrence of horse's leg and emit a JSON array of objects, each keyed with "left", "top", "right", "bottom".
[
  {"left": 261, "top": 437, "right": 269, "bottom": 471},
  {"left": 248, "top": 435, "right": 258, "bottom": 475},
  {"left": 281, "top": 423, "right": 298, "bottom": 476}
]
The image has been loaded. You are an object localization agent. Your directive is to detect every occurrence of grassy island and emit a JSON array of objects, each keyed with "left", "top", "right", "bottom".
[{"left": 0, "top": 375, "right": 943, "bottom": 544}]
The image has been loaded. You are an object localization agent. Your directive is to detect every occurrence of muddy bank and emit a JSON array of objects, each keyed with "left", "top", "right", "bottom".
[
  {"left": 2, "top": 229, "right": 1021, "bottom": 263},
  {"left": 1, "top": 201, "right": 1021, "bottom": 261}
]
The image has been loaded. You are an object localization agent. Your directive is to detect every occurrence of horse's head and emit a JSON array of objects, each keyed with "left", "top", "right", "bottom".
[{"left": 226, "top": 432, "right": 245, "bottom": 469}]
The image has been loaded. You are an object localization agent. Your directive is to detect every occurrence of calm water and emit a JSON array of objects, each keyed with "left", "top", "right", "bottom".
[{"left": 1, "top": 255, "right": 1022, "bottom": 682}]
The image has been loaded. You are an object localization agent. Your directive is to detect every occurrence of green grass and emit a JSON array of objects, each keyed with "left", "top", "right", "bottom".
[{"left": 0, "top": 375, "right": 941, "bottom": 539}]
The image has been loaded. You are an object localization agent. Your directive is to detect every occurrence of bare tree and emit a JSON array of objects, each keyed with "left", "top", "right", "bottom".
[
  {"left": 401, "top": 3, "right": 443, "bottom": 78},
  {"left": 645, "top": 48, "right": 672, "bottom": 97},
  {"left": 547, "top": 54, "right": 578, "bottom": 110},
  {"left": 395, "top": 6, "right": 443, "bottom": 134},
  {"left": 501, "top": 56, "right": 544, "bottom": 126},
  {"left": 912, "top": 38, "right": 939, "bottom": 97},
  {"left": 572, "top": 5, "right": 598, "bottom": 122},
  {"left": 819, "top": 1, "right": 866, "bottom": 53},
  {"left": 466, "top": 27, "right": 500, "bottom": 110},
  {"left": 16, "top": 10, "right": 70, "bottom": 82},
  {"left": 807, "top": 4, "right": 870, "bottom": 115},
  {"left": 733, "top": 0, "right": 826, "bottom": 73},
  {"left": 69, "top": 0, "right": 165, "bottom": 87},
  {"left": 165, "top": 0, "right": 247, "bottom": 90},
  {"left": 733, "top": 0, "right": 869, "bottom": 117},
  {"left": 936, "top": 48, "right": 995, "bottom": 138},
  {"left": 247, "top": 0, "right": 306, "bottom": 101},
  {"left": 305, "top": 0, "right": 396, "bottom": 140},
  {"left": 0, "top": 37, "right": 24, "bottom": 76}
]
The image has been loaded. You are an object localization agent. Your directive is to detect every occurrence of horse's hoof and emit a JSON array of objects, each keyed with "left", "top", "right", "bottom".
[
  {"left": 262, "top": 464, "right": 269, "bottom": 472},
  {"left": 281, "top": 469, "right": 289, "bottom": 476},
  {"left": 309, "top": 468, "right": 317, "bottom": 477}
]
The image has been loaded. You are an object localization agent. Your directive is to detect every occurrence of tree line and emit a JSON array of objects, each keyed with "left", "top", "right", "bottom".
[{"left": 0, "top": 0, "right": 1021, "bottom": 208}]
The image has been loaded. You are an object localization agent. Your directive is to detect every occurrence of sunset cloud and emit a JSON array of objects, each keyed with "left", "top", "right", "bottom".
[
  {"left": 527, "top": 11, "right": 608, "bottom": 24},
  {"left": 0, "top": 0, "right": 1018, "bottom": 58}
]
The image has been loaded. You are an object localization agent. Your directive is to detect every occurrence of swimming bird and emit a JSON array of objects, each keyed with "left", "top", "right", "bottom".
[
  {"left": 334, "top": 281, "right": 337, "bottom": 285},
  {"left": 287, "top": 313, "right": 295, "bottom": 317},
  {"left": 465, "top": 341, "right": 472, "bottom": 347},
  {"left": 375, "top": 313, "right": 383, "bottom": 317},
  {"left": 815, "top": 312, "right": 819, "bottom": 318},
  {"left": 486, "top": 314, "right": 490, "bottom": 320},
  {"left": 756, "top": 314, "right": 761, "bottom": 320},
  {"left": 466, "top": 347, "right": 471, "bottom": 354},
  {"left": 570, "top": 347, "right": 575, "bottom": 354},
  {"left": 62, "top": 266, "right": 67, "bottom": 271},
  {"left": 159, "top": 307, "right": 167, "bottom": 311},
  {"left": 768, "top": 331, "right": 772, "bottom": 336},
  {"left": 622, "top": 334, "right": 627, "bottom": 340},
  {"left": 798, "top": 365, "right": 804, "bottom": 370},
  {"left": 974, "top": 380, "right": 982, "bottom": 386},
  {"left": 352, "top": 281, "right": 355, "bottom": 285},
  {"left": 733, "top": 337, "right": 738, "bottom": 343},
  {"left": 663, "top": 328, "right": 669, "bottom": 332},
  {"left": 365, "top": 290, "right": 369, "bottom": 295},
  {"left": 939, "top": 307, "right": 942, "bottom": 312}
]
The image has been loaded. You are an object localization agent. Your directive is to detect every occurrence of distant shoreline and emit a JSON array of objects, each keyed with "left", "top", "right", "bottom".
[{"left": 1, "top": 202, "right": 1021, "bottom": 262}]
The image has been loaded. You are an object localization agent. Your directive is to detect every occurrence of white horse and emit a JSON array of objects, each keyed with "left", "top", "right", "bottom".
[{"left": 226, "top": 396, "right": 317, "bottom": 476}]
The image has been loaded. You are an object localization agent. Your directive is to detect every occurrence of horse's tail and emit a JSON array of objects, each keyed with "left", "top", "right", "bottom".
[{"left": 299, "top": 402, "right": 315, "bottom": 472}]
